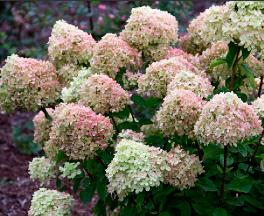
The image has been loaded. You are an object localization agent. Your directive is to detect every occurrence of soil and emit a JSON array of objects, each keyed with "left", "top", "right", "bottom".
[{"left": 0, "top": 113, "right": 95, "bottom": 216}]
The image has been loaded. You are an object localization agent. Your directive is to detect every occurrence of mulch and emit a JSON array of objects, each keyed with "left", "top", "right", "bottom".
[{"left": 0, "top": 112, "right": 95, "bottom": 216}]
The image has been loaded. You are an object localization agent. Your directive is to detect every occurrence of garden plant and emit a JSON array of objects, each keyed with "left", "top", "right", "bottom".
[{"left": 0, "top": 1, "right": 264, "bottom": 215}]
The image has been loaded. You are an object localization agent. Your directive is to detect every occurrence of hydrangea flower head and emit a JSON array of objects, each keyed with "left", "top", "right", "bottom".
[
  {"left": 57, "top": 63, "right": 82, "bottom": 87},
  {"left": 90, "top": 33, "right": 141, "bottom": 78},
  {"left": 121, "top": 6, "right": 178, "bottom": 61},
  {"left": 195, "top": 92, "right": 262, "bottom": 146},
  {"left": 33, "top": 108, "right": 54, "bottom": 146},
  {"left": 29, "top": 188, "right": 73, "bottom": 216},
  {"left": 0, "top": 54, "right": 60, "bottom": 112},
  {"left": 118, "top": 129, "right": 144, "bottom": 142},
  {"left": 138, "top": 57, "right": 199, "bottom": 98},
  {"left": 48, "top": 103, "right": 114, "bottom": 160},
  {"left": 167, "top": 70, "right": 213, "bottom": 99},
  {"left": 48, "top": 20, "right": 96, "bottom": 66},
  {"left": 79, "top": 74, "right": 131, "bottom": 114},
  {"left": 106, "top": 139, "right": 170, "bottom": 200},
  {"left": 157, "top": 89, "right": 204, "bottom": 137},
  {"left": 164, "top": 146, "right": 204, "bottom": 190},
  {"left": 28, "top": 157, "right": 56, "bottom": 184}
]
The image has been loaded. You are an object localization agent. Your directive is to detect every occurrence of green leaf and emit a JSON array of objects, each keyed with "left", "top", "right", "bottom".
[
  {"left": 241, "top": 47, "right": 251, "bottom": 60},
  {"left": 159, "top": 212, "right": 171, "bottom": 216},
  {"left": 213, "top": 208, "right": 228, "bottom": 216},
  {"left": 226, "top": 176, "right": 253, "bottom": 193},
  {"left": 210, "top": 58, "right": 227, "bottom": 68},
  {"left": 177, "top": 201, "right": 191, "bottom": 216},
  {"left": 219, "top": 155, "right": 234, "bottom": 167},
  {"left": 80, "top": 187, "right": 94, "bottom": 204},
  {"left": 115, "top": 67, "right": 126, "bottom": 87},
  {"left": 110, "top": 107, "right": 130, "bottom": 119},
  {"left": 239, "top": 64, "right": 256, "bottom": 88},
  {"left": 96, "top": 178, "right": 107, "bottom": 201},
  {"left": 197, "top": 177, "right": 218, "bottom": 192},
  {"left": 55, "top": 150, "right": 67, "bottom": 164},
  {"left": 131, "top": 94, "right": 145, "bottom": 107},
  {"left": 226, "top": 41, "right": 239, "bottom": 68},
  {"left": 236, "top": 92, "right": 248, "bottom": 102},
  {"left": 144, "top": 97, "right": 162, "bottom": 108}
]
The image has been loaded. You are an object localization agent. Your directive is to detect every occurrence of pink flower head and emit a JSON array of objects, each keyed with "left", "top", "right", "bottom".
[
  {"left": 48, "top": 103, "right": 114, "bottom": 160},
  {"left": 79, "top": 74, "right": 131, "bottom": 114},
  {"left": 98, "top": 4, "right": 106, "bottom": 11}
]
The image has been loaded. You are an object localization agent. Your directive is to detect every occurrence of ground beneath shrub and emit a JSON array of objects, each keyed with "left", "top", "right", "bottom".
[{"left": 0, "top": 113, "right": 95, "bottom": 216}]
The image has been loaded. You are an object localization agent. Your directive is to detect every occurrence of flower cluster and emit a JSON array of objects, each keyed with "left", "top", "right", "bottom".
[
  {"left": 106, "top": 139, "right": 170, "bottom": 200},
  {"left": 90, "top": 33, "right": 141, "bottom": 78},
  {"left": 28, "top": 157, "right": 55, "bottom": 184},
  {"left": 33, "top": 109, "right": 54, "bottom": 146},
  {"left": 48, "top": 20, "right": 96, "bottom": 67},
  {"left": 29, "top": 188, "right": 73, "bottom": 216},
  {"left": 195, "top": 92, "right": 262, "bottom": 146},
  {"left": 164, "top": 146, "right": 204, "bottom": 190},
  {"left": 59, "top": 162, "right": 81, "bottom": 179},
  {"left": 0, "top": 55, "right": 60, "bottom": 112},
  {"left": 138, "top": 57, "right": 199, "bottom": 98},
  {"left": 121, "top": 6, "right": 178, "bottom": 61},
  {"left": 167, "top": 70, "right": 213, "bottom": 99},
  {"left": 118, "top": 129, "right": 145, "bottom": 142},
  {"left": 188, "top": 5, "right": 229, "bottom": 50},
  {"left": 122, "top": 70, "right": 142, "bottom": 89},
  {"left": 192, "top": 2, "right": 264, "bottom": 59},
  {"left": 157, "top": 89, "right": 204, "bottom": 138},
  {"left": 61, "top": 68, "right": 93, "bottom": 103},
  {"left": 252, "top": 95, "right": 264, "bottom": 119},
  {"left": 48, "top": 103, "right": 114, "bottom": 160},
  {"left": 79, "top": 74, "right": 131, "bottom": 114}
]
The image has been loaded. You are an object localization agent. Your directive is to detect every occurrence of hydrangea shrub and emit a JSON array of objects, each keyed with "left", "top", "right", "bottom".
[{"left": 1, "top": 2, "right": 264, "bottom": 215}]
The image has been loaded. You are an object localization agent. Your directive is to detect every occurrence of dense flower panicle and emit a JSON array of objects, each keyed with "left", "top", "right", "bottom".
[
  {"left": 164, "top": 47, "right": 199, "bottom": 65},
  {"left": 0, "top": 54, "right": 60, "bottom": 112},
  {"left": 121, "top": 6, "right": 178, "bottom": 61},
  {"left": 33, "top": 109, "right": 54, "bottom": 146},
  {"left": 195, "top": 92, "right": 262, "bottom": 146},
  {"left": 106, "top": 139, "right": 170, "bottom": 200},
  {"left": 118, "top": 129, "right": 145, "bottom": 142},
  {"left": 194, "top": 2, "right": 264, "bottom": 59},
  {"left": 252, "top": 95, "right": 264, "bottom": 118},
  {"left": 79, "top": 74, "right": 131, "bottom": 114},
  {"left": 138, "top": 57, "right": 199, "bottom": 98},
  {"left": 142, "top": 44, "right": 170, "bottom": 62},
  {"left": 179, "top": 34, "right": 207, "bottom": 55},
  {"left": 188, "top": 5, "right": 229, "bottom": 50},
  {"left": 167, "top": 71, "right": 213, "bottom": 99},
  {"left": 29, "top": 188, "right": 73, "bottom": 216},
  {"left": 59, "top": 162, "right": 81, "bottom": 179},
  {"left": 157, "top": 89, "right": 204, "bottom": 137},
  {"left": 48, "top": 103, "right": 114, "bottom": 160},
  {"left": 28, "top": 157, "right": 56, "bottom": 184},
  {"left": 164, "top": 146, "right": 204, "bottom": 190},
  {"left": 90, "top": 33, "right": 141, "bottom": 78},
  {"left": 48, "top": 20, "right": 96, "bottom": 67},
  {"left": 57, "top": 63, "right": 82, "bottom": 87},
  {"left": 61, "top": 68, "right": 93, "bottom": 103}
]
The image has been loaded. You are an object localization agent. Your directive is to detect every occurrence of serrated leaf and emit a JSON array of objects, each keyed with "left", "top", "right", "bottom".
[
  {"left": 239, "top": 64, "right": 256, "bottom": 88},
  {"left": 226, "top": 41, "right": 239, "bottom": 68},
  {"left": 213, "top": 208, "right": 228, "bottom": 216},
  {"left": 210, "top": 58, "right": 227, "bottom": 68},
  {"left": 226, "top": 176, "right": 253, "bottom": 193}
]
